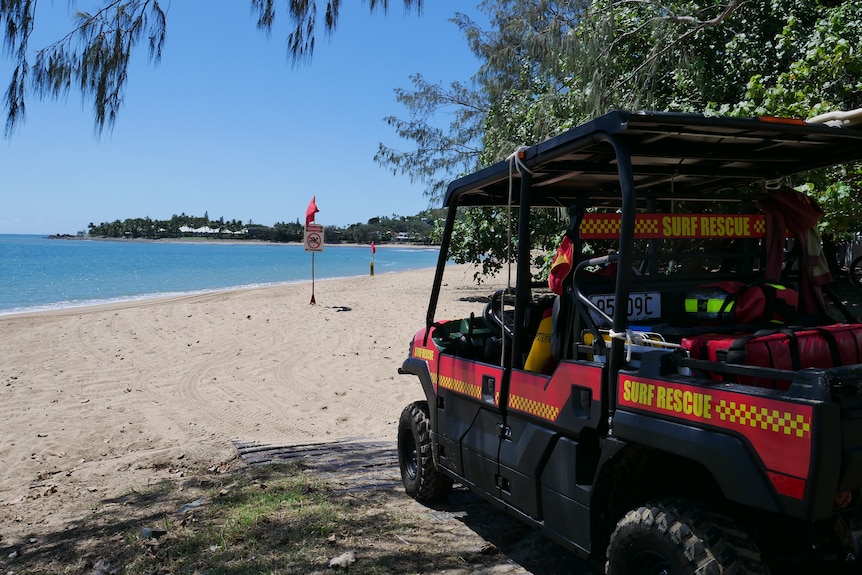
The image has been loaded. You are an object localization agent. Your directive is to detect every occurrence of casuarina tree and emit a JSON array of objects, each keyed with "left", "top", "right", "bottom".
[{"left": 0, "top": 0, "right": 422, "bottom": 135}]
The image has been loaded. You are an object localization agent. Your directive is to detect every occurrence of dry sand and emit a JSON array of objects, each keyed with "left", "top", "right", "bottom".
[{"left": 0, "top": 264, "right": 501, "bottom": 542}]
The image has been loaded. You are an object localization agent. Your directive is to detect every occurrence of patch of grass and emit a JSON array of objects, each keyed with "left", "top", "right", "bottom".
[
  {"left": 103, "top": 463, "right": 424, "bottom": 575},
  {"left": 8, "top": 459, "right": 517, "bottom": 575}
]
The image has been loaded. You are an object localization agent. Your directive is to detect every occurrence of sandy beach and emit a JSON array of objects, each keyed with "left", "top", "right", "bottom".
[
  {"left": 0, "top": 265, "right": 501, "bottom": 544},
  {"left": 4, "top": 260, "right": 861, "bottom": 573}
]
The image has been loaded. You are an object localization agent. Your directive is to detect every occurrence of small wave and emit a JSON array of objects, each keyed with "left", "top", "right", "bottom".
[
  {"left": 0, "top": 283, "right": 296, "bottom": 316},
  {"left": 0, "top": 270, "right": 438, "bottom": 316}
]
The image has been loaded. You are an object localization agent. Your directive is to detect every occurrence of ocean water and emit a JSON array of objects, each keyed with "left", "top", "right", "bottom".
[{"left": 0, "top": 235, "right": 442, "bottom": 315}]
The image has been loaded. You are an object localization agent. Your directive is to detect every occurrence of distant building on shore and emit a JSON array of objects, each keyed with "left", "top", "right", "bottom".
[{"left": 179, "top": 225, "right": 248, "bottom": 238}]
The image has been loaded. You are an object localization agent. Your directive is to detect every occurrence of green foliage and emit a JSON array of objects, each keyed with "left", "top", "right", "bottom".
[
  {"left": 438, "top": 207, "right": 565, "bottom": 283},
  {"left": 475, "top": 0, "right": 862, "bottom": 176},
  {"left": 481, "top": 65, "right": 581, "bottom": 164},
  {"left": 3, "top": 0, "right": 167, "bottom": 135},
  {"left": 87, "top": 213, "right": 247, "bottom": 238},
  {"left": 374, "top": 74, "right": 486, "bottom": 204},
  {"left": 469, "top": 0, "right": 591, "bottom": 149},
  {"left": 378, "top": 0, "right": 862, "bottom": 281},
  {"left": 703, "top": 1, "right": 862, "bottom": 118},
  {"left": 699, "top": 0, "right": 862, "bottom": 239},
  {"left": 328, "top": 210, "right": 442, "bottom": 244},
  {"left": 585, "top": 0, "right": 862, "bottom": 238},
  {"left": 271, "top": 220, "right": 306, "bottom": 242},
  {"left": 85, "top": 210, "right": 442, "bottom": 243},
  {"left": 253, "top": 0, "right": 423, "bottom": 64}
]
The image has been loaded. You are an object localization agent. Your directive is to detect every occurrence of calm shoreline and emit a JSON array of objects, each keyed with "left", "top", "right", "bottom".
[
  {"left": 45, "top": 234, "right": 439, "bottom": 250},
  {"left": 0, "top": 263, "right": 451, "bottom": 319}
]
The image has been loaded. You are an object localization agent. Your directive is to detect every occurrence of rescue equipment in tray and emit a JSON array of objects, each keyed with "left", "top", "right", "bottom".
[{"left": 684, "top": 282, "right": 798, "bottom": 324}]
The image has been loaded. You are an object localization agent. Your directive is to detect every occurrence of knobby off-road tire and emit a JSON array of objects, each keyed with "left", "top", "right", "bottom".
[
  {"left": 606, "top": 500, "right": 769, "bottom": 575},
  {"left": 397, "top": 401, "right": 453, "bottom": 502}
]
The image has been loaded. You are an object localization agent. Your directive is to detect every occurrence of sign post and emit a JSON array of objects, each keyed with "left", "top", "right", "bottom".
[{"left": 304, "top": 223, "right": 324, "bottom": 305}]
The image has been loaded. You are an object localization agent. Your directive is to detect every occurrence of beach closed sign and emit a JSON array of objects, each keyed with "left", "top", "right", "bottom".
[{"left": 304, "top": 224, "right": 324, "bottom": 252}]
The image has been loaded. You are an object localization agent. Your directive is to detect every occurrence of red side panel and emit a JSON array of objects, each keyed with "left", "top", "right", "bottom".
[
  {"left": 507, "top": 362, "right": 603, "bottom": 422},
  {"left": 411, "top": 329, "right": 437, "bottom": 365},
  {"left": 617, "top": 375, "right": 814, "bottom": 499},
  {"left": 435, "top": 354, "right": 503, "bottom": 405},
  {"left": 411, "top": 324, "right": 506, "bottom": 404}
]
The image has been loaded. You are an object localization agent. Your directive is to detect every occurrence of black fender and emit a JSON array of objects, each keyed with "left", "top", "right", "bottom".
[
  {"left": 611, "top": 409, "right": 781, "bottom": 513},
  {"left": 400, "top": 356, "right": 449, "bottom": 468},
  {"left": 399, "top": 357, "right": 435, "bottom": 401},
  {"left": 399, "top": 357, "right": 437, "bottom": 422}
]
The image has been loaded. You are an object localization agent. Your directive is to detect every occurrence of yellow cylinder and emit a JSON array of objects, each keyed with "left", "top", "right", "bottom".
[{"left": 524, "top": 316, "right": 553, "bottom": 373}]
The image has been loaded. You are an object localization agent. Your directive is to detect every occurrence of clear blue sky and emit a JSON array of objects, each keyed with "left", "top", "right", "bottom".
[{"left": 0, "top": 2, "right": 484, "bottom": 234}]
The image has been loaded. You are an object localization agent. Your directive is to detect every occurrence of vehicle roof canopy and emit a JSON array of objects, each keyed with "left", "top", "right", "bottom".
[{"left": 443, "top": 110, "right": 862, "bottom": 208}]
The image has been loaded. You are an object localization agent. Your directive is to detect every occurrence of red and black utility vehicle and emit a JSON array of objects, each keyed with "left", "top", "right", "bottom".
[{"left": 396, "top": 110, "right": 862, "bottom": 573}]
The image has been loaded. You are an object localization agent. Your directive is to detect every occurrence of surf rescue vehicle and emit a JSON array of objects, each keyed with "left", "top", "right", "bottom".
[{"left": 397, "top": 110, "right": 862, "bottom": 573}]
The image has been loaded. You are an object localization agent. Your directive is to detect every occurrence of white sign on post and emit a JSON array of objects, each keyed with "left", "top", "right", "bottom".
[{"left": 304, "top": 224, "right": 324, "bottom": 252}]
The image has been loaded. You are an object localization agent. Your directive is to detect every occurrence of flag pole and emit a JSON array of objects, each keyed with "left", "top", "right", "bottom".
[
  {"left": 310, "top": 251, "right": 316, "bottom": 305},
  {"left": 305, "top": 195, "right": 320, "bottom": 305}
]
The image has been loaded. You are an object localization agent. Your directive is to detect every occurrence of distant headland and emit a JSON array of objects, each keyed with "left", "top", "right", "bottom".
[{"left": 54, "top": 210, "right": 444, "bottom": 245}]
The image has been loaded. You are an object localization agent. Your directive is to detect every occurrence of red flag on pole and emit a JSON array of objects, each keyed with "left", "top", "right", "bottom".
[
  {"left": 305, "top": 196, "right": 319, "bottom": 226},
  {"left": 371, "top": 241, "right": 376, "bottom": 254}
]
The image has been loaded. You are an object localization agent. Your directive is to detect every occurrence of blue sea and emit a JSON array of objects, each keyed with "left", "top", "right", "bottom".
[{"left": 0, "top": 235, "right": 442, "bottom": 315}]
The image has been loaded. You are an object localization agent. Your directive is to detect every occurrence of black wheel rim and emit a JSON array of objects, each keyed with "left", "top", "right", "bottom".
[
  {"left": 630, "top": 550, "right": 674, "bottom": 575},
  {"left": 401, "top": 431, "right": 418, "bottom": 480}
]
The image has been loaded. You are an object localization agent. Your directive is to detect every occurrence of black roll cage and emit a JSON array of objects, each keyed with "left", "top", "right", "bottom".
[{"left": 426, "top": 109, "right": 862, "bottom": 413}]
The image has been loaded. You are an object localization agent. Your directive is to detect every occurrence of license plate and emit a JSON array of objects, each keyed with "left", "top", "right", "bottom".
[{"left": 589, "top": 292, "right": 661, "bottom": 322}]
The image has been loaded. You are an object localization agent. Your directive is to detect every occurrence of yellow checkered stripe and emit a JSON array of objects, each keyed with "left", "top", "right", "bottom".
[
  {"left": 753, "top": 218, "right": 766, "bottom": 235},
  {"left": 579, "top": 216, "right": 621, "bottom": 238},
  {"left": 748, "top": 219, "right": 790, "bottom": 238},
  {"left": 715, "top": 400, "right": 811, "bottom": 438},
  {"left": 509, "top": 394, "right": 560, "bottom": 421},
  {"left": 433, "top": 372, "right": 481, "bottom": 399},
  {"left": 634, "top": 217, "right": 660, "bottom": 236},
  {"left": 579, "top": 215, "right": 667, "bottom": 239},
  {"left": 414, "top": 347, "right": 434, "bottom": 361}
]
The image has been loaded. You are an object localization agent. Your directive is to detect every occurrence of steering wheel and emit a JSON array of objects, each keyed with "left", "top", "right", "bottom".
[{"left": 483, "top": 288, "right": 515, "bottom": 340}]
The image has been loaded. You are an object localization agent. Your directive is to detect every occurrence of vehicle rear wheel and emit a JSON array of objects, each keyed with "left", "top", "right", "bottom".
[
  {"left": 850, "top": 256, "right": 862, "bottom": 289},
  {"left": 397, "top": 401, "right": 453, "bottom": 502},
  {"left": 605, "top": 500, "right": 769, "bottom": 575}
]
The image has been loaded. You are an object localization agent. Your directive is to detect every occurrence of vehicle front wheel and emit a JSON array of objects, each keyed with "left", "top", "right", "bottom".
[
  {"left": 605, "top": 500, "right": 768, "bottom": 575},
  {"left": 397, "top": 401, "right": 453, "bottom": 502}
]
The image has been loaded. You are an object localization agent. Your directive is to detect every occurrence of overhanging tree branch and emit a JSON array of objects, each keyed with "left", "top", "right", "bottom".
[
  {"left": 2, "top": 0, "right": 422, "bottom": 135},
  {"left": 603, "top": 0, "right": 743, "bottom": 95}
]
